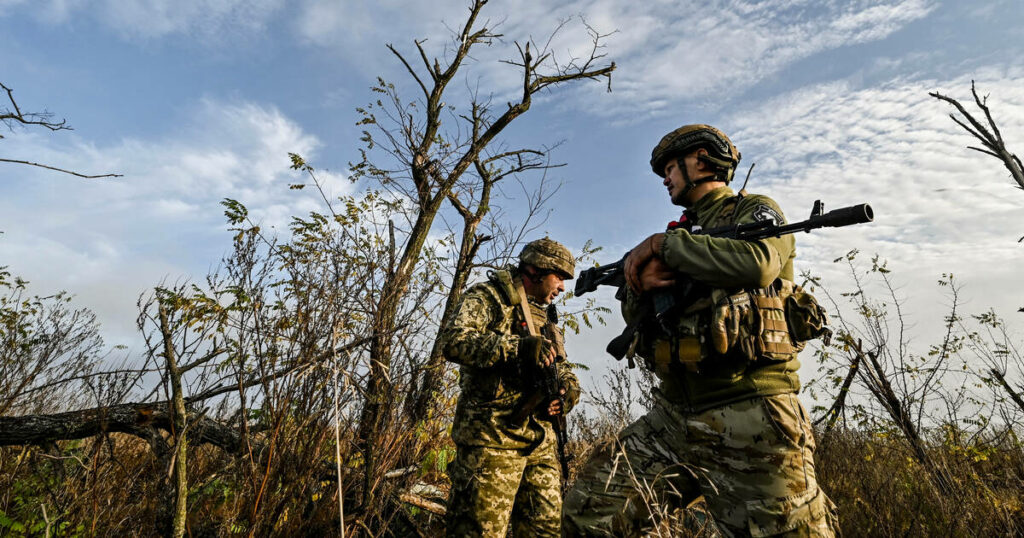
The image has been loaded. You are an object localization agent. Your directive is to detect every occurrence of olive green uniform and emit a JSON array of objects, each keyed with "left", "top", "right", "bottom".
[
  {"left": 563, "top": 187, "right": 838, "bottom": 537},
  {"left": 442, "top": 268, "right": 580, "bottom": 538}
]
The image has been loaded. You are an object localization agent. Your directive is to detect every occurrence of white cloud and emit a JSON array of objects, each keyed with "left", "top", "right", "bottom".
[
  {"left": 722, "top": 65, "right": 1024, "bottom": 345},
  {"left": 7, "top": 0, "right": 935, "bottom": 122},
  {"left": 7, "top": 0, "right": 284, "bottom": 40},
  {"left": 599, "top": 0, "right": 936, "bottom": 117},
  {"left": 0, "top": 98, "right": 351, "bottom": 345},
  {"left": 291, "top": 0, "right": 936, "bottom": 120}
]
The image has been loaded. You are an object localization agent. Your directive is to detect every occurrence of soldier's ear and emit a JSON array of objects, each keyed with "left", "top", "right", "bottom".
[{"left": 693, "top": 148, "right": 711, "bottom": 171}]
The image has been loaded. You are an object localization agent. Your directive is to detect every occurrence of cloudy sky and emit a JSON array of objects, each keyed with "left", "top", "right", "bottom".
[{"left": 2, "top": 0, "right": 1022, "bottom": 391}]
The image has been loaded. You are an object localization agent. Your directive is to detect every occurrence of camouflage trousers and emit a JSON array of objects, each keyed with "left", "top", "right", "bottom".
[
  {"left": 563, "top": 391, "right": 839, "bottom": 537},
  {"left": 445, "top": 433, "right": 562, "bottom": 537}
]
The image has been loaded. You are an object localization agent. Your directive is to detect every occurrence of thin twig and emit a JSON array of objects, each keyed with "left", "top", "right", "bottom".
[{"left": 0, "top": 158, "right": 122, "bottom": 179}]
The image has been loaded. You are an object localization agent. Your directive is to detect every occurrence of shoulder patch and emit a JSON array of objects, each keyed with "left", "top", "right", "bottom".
[{"left": 752, "top": 204, "right": 784, "bottom": 226}]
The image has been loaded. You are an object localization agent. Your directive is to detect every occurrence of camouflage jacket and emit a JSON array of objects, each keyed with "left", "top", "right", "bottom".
[
  {"left": 624, "top": 186, "right": 802, "bottom": 411},
  {"left": 441, "top": 268, "right": 581, "bottom": 449}
]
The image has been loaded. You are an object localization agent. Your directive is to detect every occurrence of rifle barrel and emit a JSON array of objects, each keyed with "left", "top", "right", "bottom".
[{"left": 733, "top": 203, "right": 874, "bottom": 239}]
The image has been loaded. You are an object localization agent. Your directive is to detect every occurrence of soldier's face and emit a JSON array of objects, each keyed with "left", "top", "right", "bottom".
[
  {"left": 527, "top": 272, "right": 566, "bottom": 305},
  {"left": 662, "top": 157, "right": 691, "bottom": 205},
  {"left": 663, "top": 152, "right": 711, "bottom": 206}
]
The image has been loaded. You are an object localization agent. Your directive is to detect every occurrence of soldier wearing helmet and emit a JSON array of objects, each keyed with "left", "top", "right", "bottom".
[
  {"left": 563, "top": 126, "right": 839, "bottom": 536},
  {"left": 650, "top": 123, "right": 742, "bottom": 206},
  {"left": 442, "top": 238, "right": 581, "bottom": 537}
]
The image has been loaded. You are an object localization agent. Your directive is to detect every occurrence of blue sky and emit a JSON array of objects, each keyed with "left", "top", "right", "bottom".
[{"left": 2, "top": 0, "right": 1023, "bottom": 388}]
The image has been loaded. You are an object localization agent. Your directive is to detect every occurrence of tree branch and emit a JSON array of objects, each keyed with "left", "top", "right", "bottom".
[
  {"left": 990, "top": 368, "right": 1024, "bottom": 415},
  {"left": 185, "top": 334, "right": 375, "bottom": 404},
  {"left": 930, "top": 83, "right": 1024, "bottom": 192},
  {"left": 0, "top": 158, "right": 123, "bottom": 179},
  {"left": 1, "top": 82, "right": 70, "bottom": 132},
  {"left": 387, "top": 44, "right": 430, "bottom": 99}
]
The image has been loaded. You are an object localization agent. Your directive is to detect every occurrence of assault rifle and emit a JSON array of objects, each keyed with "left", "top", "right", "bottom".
[
  {"left": 575, "top": 200, "right": 873, "bottom": 363},
  {"left": 511, "top": 324, "right": 571, "bottom": 482}
]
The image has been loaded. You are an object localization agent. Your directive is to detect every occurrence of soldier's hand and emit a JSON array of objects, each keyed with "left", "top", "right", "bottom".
[
  {"left": 546, "top": 388, "right": 567, "bottom": 416},
  {"left": 639, "top": 257, "right": 676, "bottom": 292},
  {"left": 518, "top": 335, "right": 555, "bottom": 370},
  {"left": 625, "top": 233, "right": 666, "bottom": 294},
  {"left": 542, "top": 342, "right": 557, "bottom": 367}
]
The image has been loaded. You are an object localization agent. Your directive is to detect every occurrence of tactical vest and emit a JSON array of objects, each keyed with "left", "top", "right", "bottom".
[
  {"left": 448, "top": 268, "right": 560, "bottom": 448},
  {"left": 636, "top": 190, "right": 827, "bottom": 411}
]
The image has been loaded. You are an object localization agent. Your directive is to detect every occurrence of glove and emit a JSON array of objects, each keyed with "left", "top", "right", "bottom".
[
  {"left": 517, "top": 335, "right": 553, "bottom": 372},
  {"left": 710, "top": 292, "right": 757, "bottom": 359},
  {"left": 560, "top": 382, "right": 580, "bottom": 414}
]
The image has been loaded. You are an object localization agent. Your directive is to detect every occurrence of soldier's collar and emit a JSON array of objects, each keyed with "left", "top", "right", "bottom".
[{"left": 691, "top": 186, "right": 734, "bottom": 214}]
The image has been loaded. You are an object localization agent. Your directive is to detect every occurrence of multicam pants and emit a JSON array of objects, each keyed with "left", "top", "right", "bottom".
[
  {"left": 445, "top": 433, "right": 562, "bottom": 537},
  {"left": 563, "top": 391, "right": 838, "bottom": 537}
]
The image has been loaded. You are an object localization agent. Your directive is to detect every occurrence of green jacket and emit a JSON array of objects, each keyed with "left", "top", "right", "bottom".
[
  {"left": 441, "top": 268, "right": 580, "bottom": 448},
  {"left": 625, "top": 186, "right": 801, "bottom": 411}
]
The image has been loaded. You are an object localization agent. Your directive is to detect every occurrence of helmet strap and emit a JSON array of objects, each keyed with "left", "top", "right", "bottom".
[
  {"left": 697, "top": 154, "right": 735, "bottom": 183},
  {"left": 679, "top": 161, "right": 696, "bottom": 198},
  {"left": 678, "top": 160, "right": 721, "bottom": 202}
]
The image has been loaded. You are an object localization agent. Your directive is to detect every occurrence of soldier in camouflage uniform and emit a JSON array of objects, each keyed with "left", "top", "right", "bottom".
[
  {"left": 563, "top": 125, "right": 839, "bottom": 537},
  {"left": 442, "top": 238, "right": 582, "bottom": 538}
]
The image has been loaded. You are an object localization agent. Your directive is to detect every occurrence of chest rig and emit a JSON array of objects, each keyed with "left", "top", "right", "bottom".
[{"left": 645, "top": 192, "right": 799, "bottom": 377}]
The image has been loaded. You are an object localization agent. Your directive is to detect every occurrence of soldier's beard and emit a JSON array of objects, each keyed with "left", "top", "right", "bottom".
[
  {"left": 530, "top": 293, "right": 552, "bottom": 305},
  {"left": 671, "top": 185, "right": 693, "bottom": 207}
]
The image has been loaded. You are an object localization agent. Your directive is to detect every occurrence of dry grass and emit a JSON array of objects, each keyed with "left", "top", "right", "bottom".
[
  {"left": 816, "top": 426, "right": 1024, "bottom": 537},
  {"left": 2, "top": 402, "right": 1023, "bottom": 536},
  {"left": 0, "top": 418, "right": 454, "bottom": 536}
]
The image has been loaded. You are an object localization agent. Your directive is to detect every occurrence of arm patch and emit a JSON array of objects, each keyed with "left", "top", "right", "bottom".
[{"left": 752, "top": 204, "right": 784, "bottom": 226}]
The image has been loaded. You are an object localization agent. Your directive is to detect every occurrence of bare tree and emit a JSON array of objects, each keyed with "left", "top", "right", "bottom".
[
  {"left": 349, "top": 0, "right": 615, "bottom": 509},
  {"left": 0, "top": 188, "right": 394, "bottom": 534},
  {"left": 0, "top": 269, "right": 113, "bottom": 416},
  {"left": 930, "top": 82, "right": 1023, "bottom": 243},
  {"left": 959, "top": 309, "right": 1024, "bottom": 417},
  {"left": 1, "top": 82, "right": 121, "bottom": 179}
]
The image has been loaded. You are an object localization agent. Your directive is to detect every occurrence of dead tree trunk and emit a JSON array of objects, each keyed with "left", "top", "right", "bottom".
[
  {"left": 844, "top": 336, "right": 955, "bottom": 494},
  {"left": 159, "top": 305, "right": 189, "bottom": 538},
  {"left": 352, "top": 0, "right": 614, "bottom": 511},
  {"left": 406, "top": 150, "right": 550, "bottom": 425},
  {"left": 0, "top": 402, "right": 240, "bottom": 450}
]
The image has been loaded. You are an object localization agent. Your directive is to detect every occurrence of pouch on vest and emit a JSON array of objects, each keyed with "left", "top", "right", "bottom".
[
  {"left": 784, "top": 282, "right": 832, "bottom": 345},
  {"left": 710, "top": 290, "right": 758, "bottom": 361},
  {"left": 750, "top": 283, "right": 796, "bottom": 361},
  {"left": 648, "top": 308, "right": 708, "bottom": 375}
]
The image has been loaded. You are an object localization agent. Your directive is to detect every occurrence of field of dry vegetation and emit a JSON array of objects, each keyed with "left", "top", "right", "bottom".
[{"left": 2, "top": 243, "right": 1023, "bottom": 536}]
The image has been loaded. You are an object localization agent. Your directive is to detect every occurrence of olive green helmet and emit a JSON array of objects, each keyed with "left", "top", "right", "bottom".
[
  {"left": 650, "top": 124, "right": 741, "bottom": 183},
  {"left": 519, "top": 237, "right": 574, "bottom": 280}
]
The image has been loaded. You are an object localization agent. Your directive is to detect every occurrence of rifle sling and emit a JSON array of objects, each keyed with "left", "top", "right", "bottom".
[{"left": 514, "top": 278, "right": 539, "bottom": 337}]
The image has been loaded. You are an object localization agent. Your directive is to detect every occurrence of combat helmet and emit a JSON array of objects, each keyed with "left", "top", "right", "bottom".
[
  {"left": 650, "top": 124, "right": 741, "bottom": 183},
  {"left": 519, "top": 237, "right": 575, "bottom": 280}
]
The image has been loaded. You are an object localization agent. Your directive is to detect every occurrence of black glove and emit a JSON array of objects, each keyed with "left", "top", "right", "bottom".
[{"left": 517, "top": 335, "right": 552, "bottom": 372}]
